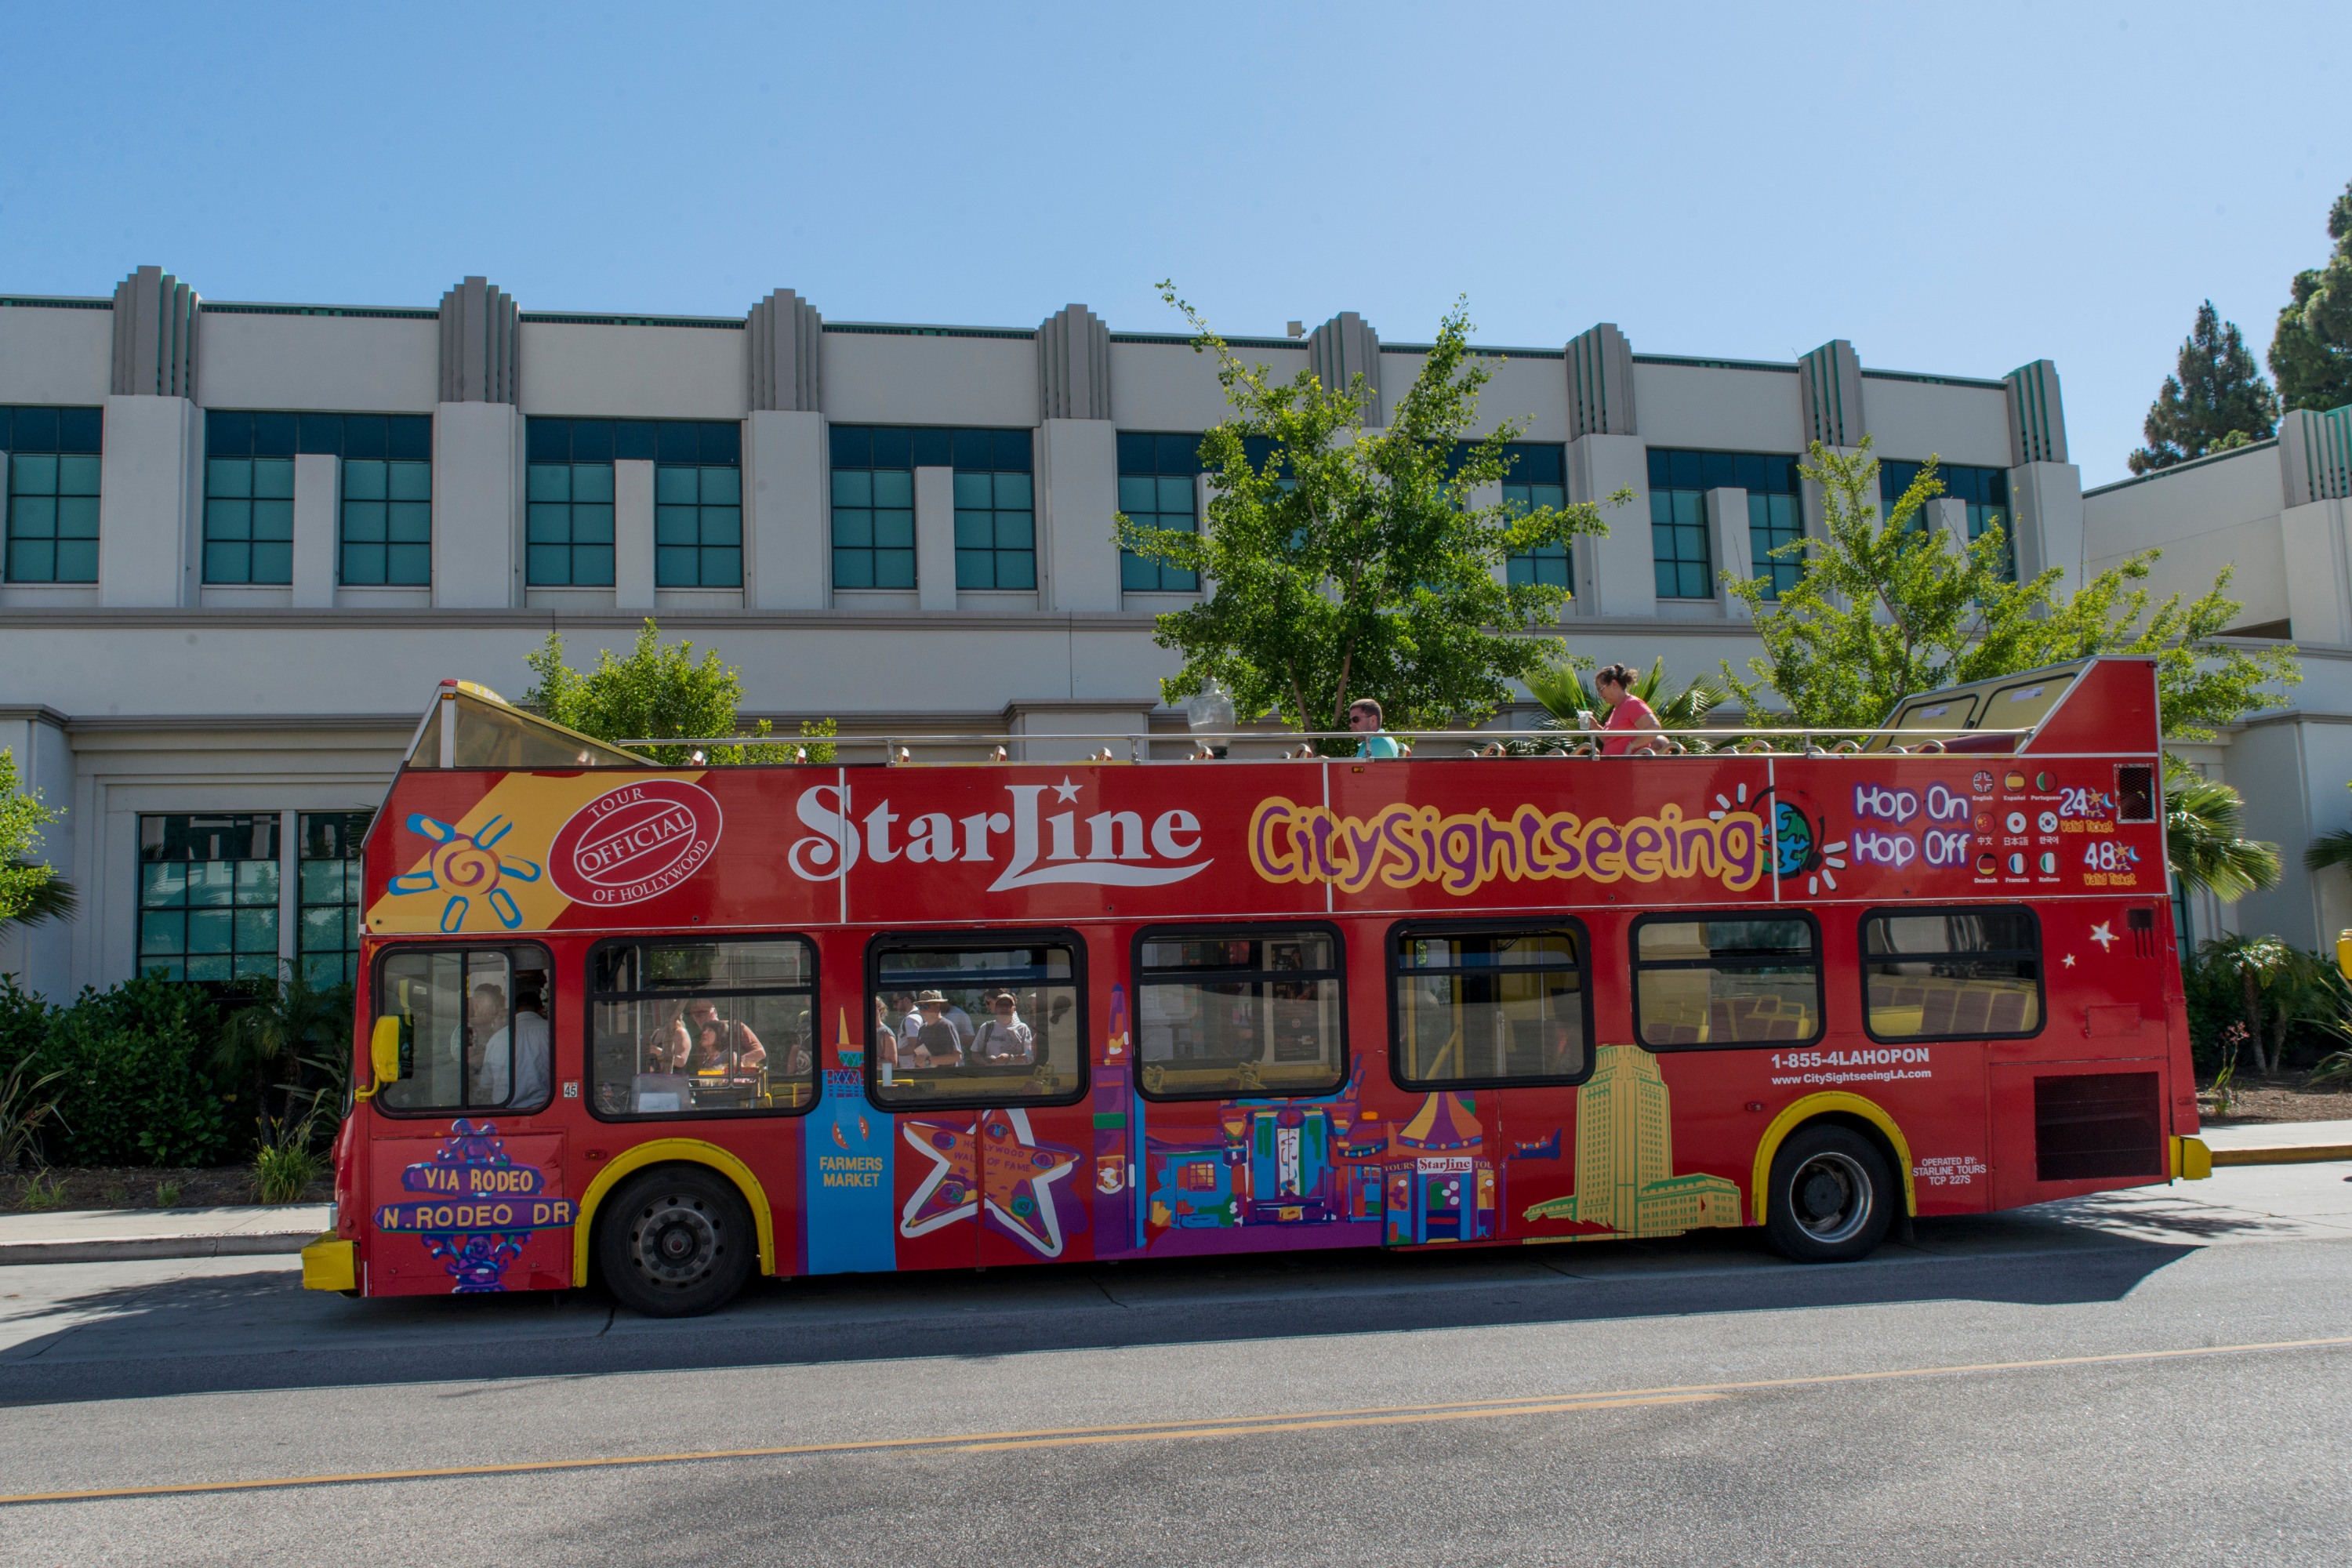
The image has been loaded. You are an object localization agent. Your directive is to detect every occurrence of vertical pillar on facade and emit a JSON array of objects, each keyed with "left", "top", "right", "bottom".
[
  {"left": 1706, "top": 487, "right": 1751, "bottom": 618},
  {"left": 914, "top": 465, "right": 956, "bottom": 612},
  {"left": 432, "top": 277, "right": 522, "bottom": 609},
  {"left": 291, "top": 453, "right": 339, "bottom": 608},
  {"left": 1793, "top": 339, "right": 1864, "bottom": 554},
  {"left": 1924, "top": 496, "right": 1970, "bottom": 554},
  {"left": 613, "top": 459, "right": 655, "bottom": 611},
  {"left": 746, "top": 288, "right": 828, "bottom": 609},
  {"left": 2003, "top": 358, "right": 2082, "bottom": 592},
  {"left": 2278, "top": 407, "right": 2352, "bottom": 644},
  {"left": 1308, "top": 312, "right": 1382, "bottom": 426},
  {"left": 1036, "top": 304, "right": 1117, "bottom": 612},
  {"left": 98, "top": 267, "right": 201, "bottom": 607},
  {"left": 1563, "top": 323, "right": 1650, "bottom": 617},
  {"left": 0, "top": 708, "right": 72, "bottom": 999}
]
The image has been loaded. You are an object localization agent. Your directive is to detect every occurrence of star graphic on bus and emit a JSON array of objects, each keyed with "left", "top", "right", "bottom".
[
  {"left": 2089, "top": 921, "right": 2117, "bottom": 952},
  {"left": 982, "top": 1109, "right": 1083, "bottom": 1258},
  {"left": 1053, "top": 777, "right": 1082, "bottom": 803},
  {"left": 387, "top": 813, "right": 543, "bottom": 933}
]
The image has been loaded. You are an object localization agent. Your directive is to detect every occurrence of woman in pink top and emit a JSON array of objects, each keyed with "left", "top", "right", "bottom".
[{"left": 1594, "top": 662, "right": 1661, "bottom": 756}]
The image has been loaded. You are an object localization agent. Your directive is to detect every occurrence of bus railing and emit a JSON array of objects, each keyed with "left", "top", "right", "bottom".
[{"left": 613, "top": 724, "right": 2038, "bottom": 765}]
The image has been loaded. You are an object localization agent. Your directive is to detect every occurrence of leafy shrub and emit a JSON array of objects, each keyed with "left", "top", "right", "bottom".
[{"left": 0, "top": 975, "right": 230, "bottom": 1167}]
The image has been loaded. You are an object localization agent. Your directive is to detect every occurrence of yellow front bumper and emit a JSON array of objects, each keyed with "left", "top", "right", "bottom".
[
  {"left": 2172, "top": 1135, "right": 2213, "bottom": 1181},
  {"left": 300, "top": 1234, "right": 357, "bottom": 1292}
]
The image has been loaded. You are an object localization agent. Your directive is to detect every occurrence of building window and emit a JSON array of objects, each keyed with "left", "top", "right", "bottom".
[
  {"left": 332, "top": 415, "right": 434, "bottom": 586},
  {"left": 1499, "top": 444, "right": 1570, "bottom": 590},
  {"left": 138, "top": 814, "right": 281, "bottom": 985},
  {"left": 653, "top": 420, "right": 742, "bottom": 588},
  {"left": 1631, "top": 915, "right": 1822, "bottom": 1048},
  {"left": 1391, "top": 922, "right": 1590, "bottom": 1087},
  {"left": 203, "top": 412, "right": 296, "bottom": 584},
  {"left": 829, "top": 424, "right": 916, "bottom": 589},
  {"left": 1119, "top": 432, "right": 1202, "bottom": 593},
  {"left": 298, "top": 811, "right": 370, "bottom": 985},
  {"left": 952, "top": 429, "right": 1035, "bottom": 590},
  {"left": 1646, "top": 448, "right": 1715, "bottom": 599},
  {"left": 1881, "top": 460, "right": 2013, "bottom": 579},
  {"left": 2, "top": 405, "right": 103, "bottom": 584}
]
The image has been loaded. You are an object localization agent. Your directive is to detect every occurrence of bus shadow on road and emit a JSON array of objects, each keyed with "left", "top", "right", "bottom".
[{"left": 0, "top": 1218, "right": 2223, "bottom": 1408}]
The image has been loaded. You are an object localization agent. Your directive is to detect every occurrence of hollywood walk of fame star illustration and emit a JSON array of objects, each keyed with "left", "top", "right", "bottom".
[
  {"left": 2089, "top": 921, "right": 2117, "bottom": 953},
  {"left": 982, "top": 1109, "right": 1083, "bottom": 1258},
  {"left": 898, "top": 1121, "right": 977, "bottom": 1238}
]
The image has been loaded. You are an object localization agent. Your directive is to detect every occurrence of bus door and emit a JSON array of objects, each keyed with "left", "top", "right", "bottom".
[{"left": 868, "top": 933, "right": 1094, "bottom": 1270}]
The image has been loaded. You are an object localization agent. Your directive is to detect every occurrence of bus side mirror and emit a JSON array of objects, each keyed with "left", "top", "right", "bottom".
[{"left": 370, "top": 1016, "right": 404, "bottom": 1087}]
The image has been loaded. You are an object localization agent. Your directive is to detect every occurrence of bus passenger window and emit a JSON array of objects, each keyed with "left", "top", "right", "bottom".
[
  {"left": 1862, "top": 908, "right": 2042, "bottom": 1040},
  {"left": 1632, "top": 917, "right": 1820, "bottom": 1049},
  {"left": 377, "top": 945, "right": 553, "bottom": 1113},
  {"left": 1134, "top": 927, "right": 1344, "bottom": 1099},
  {"left": 589, "top": 938, "right": 817, "bottom": 1119},
  {"left": 869, "top": 938, "right": 1083, "bottom": 1107},
  {"left": 1392, "top": 924, "right": 1588, "bottom": 1087}
]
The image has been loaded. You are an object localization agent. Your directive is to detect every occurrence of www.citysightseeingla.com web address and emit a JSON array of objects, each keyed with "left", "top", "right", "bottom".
[{"left": 1766, "top": 1047, "right": 1933, "bottom": 1087}]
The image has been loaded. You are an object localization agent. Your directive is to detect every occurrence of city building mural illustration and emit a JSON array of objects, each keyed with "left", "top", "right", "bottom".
[{"left": 1523, "top": 1045, "right": 1743, "bottom": 1234}]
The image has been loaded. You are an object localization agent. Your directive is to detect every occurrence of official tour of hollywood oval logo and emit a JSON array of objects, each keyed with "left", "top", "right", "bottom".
[{"left": 548, "top": 779, "right": 724, "bottom": 906}]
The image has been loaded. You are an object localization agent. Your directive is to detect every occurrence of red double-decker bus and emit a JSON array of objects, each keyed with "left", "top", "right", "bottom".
[{"left": 301, "top": 655, "right": 2210, "bottom": 1316}]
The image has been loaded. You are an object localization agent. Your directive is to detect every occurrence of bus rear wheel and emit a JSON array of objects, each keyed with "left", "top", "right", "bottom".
[
  {"left": 597, "top": 1167, "right": 754, "bottom": 1318},
  {"left": 1764, "top": 1124, "right": 1895, "bottom": 1264}
]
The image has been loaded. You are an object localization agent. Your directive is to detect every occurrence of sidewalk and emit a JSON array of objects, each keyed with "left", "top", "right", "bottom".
[
  {"left": 0, "top": 1204, "right": 329, "bottom": 1265},
  {"left": 2195, "top": 1119, "right": 2352, "bottom": 1165}
]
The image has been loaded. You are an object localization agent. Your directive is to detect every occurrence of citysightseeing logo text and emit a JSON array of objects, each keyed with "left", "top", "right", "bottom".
[
  {"left": 1248, "top": 797, "right": 1768, "bottom": 896},
  {"left": 787, "top": 780, "right": 1211, "bottom": 892}
]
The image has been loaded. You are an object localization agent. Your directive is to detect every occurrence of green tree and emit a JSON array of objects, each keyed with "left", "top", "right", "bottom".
[
  {"left": 2269, "top": 180, "right": 2352, "bottom": 415},
  {"left": 0, "top": 750, "right": 64, "bottom": 929},
  {"left": 522, "top": 620, "right": 834, "bottom": 766},
  {"left": 1117, "top": 285, "right": 1628, "bottom": 742},
  {"left": 1725, "top": 441, "right": 2300, "bottom": 899},
  {"left": 2129, "top": 301, "right": 2280, "bottom": 475}
]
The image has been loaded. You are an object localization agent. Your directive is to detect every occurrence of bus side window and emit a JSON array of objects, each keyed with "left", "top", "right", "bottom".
[
  {"left": 1390, "top": 923, "right": 1589, "bottom": 1087},
  {"left": 587, "top": 937, "right": 818, "bottom": 1120},
  {"left": 868, "top": 935, "right": 1085, "bottom": 1108},
  {"left": 1631, "top": 916, "right": 1820, "bottom": 1049},
  {"left": 1133, "top": 926, "right": 1345, "bottom": 1100},
  {"left": 1861, "top": 908, "right": 2042, "bottom": 1040},
  {"left": 377, "top": 944, "right": 552, "bottom": 1113}
]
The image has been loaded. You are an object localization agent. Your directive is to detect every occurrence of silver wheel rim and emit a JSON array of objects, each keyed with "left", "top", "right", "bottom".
[
  {"left": 1788, "top": 1151, "right": 1873, "bottom": 1246},
  {"left": 631, "top": 1196, "right": 720, "bottom": 1287}
]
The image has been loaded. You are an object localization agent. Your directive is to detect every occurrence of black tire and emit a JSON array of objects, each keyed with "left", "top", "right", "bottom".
[
  {"left": 1764, "top": 1123, "right": 1896, "bottom": 1263},
  {"left": 597, "top": 1166, "right": 754, "bottom": 1318}
]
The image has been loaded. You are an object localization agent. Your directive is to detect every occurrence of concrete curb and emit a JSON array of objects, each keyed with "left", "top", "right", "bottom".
[
  {"left": 2209, "top": 1144, "right": 2352, "bottom": 1168},
  {"left": 0, "top": 1232, "right": 317, "bottom": 1266}
]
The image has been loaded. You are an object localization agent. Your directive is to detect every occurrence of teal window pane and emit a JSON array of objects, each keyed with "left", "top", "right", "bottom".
[
  {"left": 253, "top": 499, "right": 294, "bottom": 543},
  {"left": 206, "top": 458, "right": 250, "bottom": 498},
  {"left": 252, "top": 541, "right": 292, "bottom": 583},
  {"left": 140, "top": 910, "right": 186, "bottom": 955},
  {"left": 954, "top": 510, "right": 993, "bottom": 548},
  {"left": 1156, "top": 476, "right": 1193, "bottom": 514},
  {"left": 299, "top": 906, "right": 343, "bottom": 949},
  {"left": 994, "top": 512, "right": 1033, "bottom": 550},
  {"left": 833, "top": 547, "right": 874, "bottom": 588},
  {"left": 871, "top": 470, "right": 913, "bottom": 507},
  {"left": 12, "top": 454, "right": 56, "bottom": 494},
  {"left": 186, "top": 955, "right": 230, "bottom": 982},
  {"left": 700, "top": 547, "right": 741, "bottom": 587},
  {"left": 994, "top": 551, "right": 1036, "bottom": 590},
  {"left": 527, "top": 503, "right": 572, "bottom": 544},
  {"left": 13, "top": 495, "right": 54, "bottom": 537},
  {"left": 1119, "top": 475, "right": 1156, "bottom": 513},
  {"left": 56, "top": 455, "right": 100, "bottom": 495},
  {"left": 572, "top": 505, "right": 613, "bottom": 543},
  {"left": 344, "top": 543, "right": 387, "bottom": 585},
  {"left": 528, "top": 464, "right": 572, "bottom": 503},
  {"left": 234, "top": 907, "right": 278, "bottom": 953},
  {"left": 387, "top": 543, "right": 431, "bottom": 584},
  {"left": 241, "top": 861, "right": 281, "bottom": 908},
  {"left": 655, "top": 466, "right": 699, "bottom": 504},
  {"left": 833, "top": 509, "right": 873, "bottom": 548},
  {"left": 528, "top": 544, "right": 572, "bottom": 584},
  {"left": 387, "top": 460, "right": 431, "bottom": 502},
  {"left": 344, "top": 501, "right": 388, "bottom": 543},
  {"left": 655, "top": 546, "right": 697, "bottom": 586},
  {"left": 207, "top": 498, "right": 251, "bottom": 541},
  {"left": 252, "top": 459, "right": 294, "bottom": 499},
  {"left": 833, "top": 470, "right": 872, "bottom": 506},
  {"left": 874, "top": 550, "right": 916, "bottom": 589},
  {"left": 573, "top": 545, "right": 614, "bottom": 585},
  {"left": 571, "top": 464, "right": 613, "bottom": 503},
  {"left": 387, "top": 502, "right": 430, "bottom": 543},
  {"left": 55, "top": 496, "right": 98, "bottom": 538},
  {"left": 699, "top": 468, "right": 739, "bottom": 505},
  {"left": 204, "top": 542, "right": 249, "bottom": 583},
  {"left": 874, "top": 510, "right": 913, "bottom": 549},
  {"left": 343, "top": 460, "right": 387, "bottom": 501},
  {"left": 8, "top": 540, "right": 50, "bottom": 578},
  {"left": 186, "top": 909, "right": 234, "bottom": 955},
  {"left": 655, "top": 506, "right": 699, "bottom": 546},
  {"left": 53, "top": 539, "right": 96, "bottom": 580},
  {"left": 141, "top": 862, "right": 186, "bottom": 909},
  {"left": 702, "top": 507, "right": 741, "bottom": 546},
  {"left": 993, "top": 473, "right": 1033, "bottom": 509},
  {"left": 953, "top": 471, "right": 993, "bottom": 509},
  {"left": 956, "top": 548, "right": 993, "bottom": 588}
]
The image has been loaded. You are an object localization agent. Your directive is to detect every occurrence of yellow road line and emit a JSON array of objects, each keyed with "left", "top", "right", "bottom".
[{"left": 5, "top": 1333, "right": 2349, "bottom": 1508}]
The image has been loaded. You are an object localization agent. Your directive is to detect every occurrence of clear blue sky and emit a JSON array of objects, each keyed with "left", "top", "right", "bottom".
[{"left": 2, "top": 1, "right": 2343, "bottom": 485}]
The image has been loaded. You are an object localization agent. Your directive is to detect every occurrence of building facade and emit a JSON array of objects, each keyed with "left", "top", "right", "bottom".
[
  {"left": 2085, "top": 407, "right": 2352, "bottom": 952},
  {"left": 0, "top": 267, "right": 2082, "bottom": 999}
]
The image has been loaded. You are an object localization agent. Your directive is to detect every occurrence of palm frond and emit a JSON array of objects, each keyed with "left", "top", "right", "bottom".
[
  {"left": 2306, "top": 828, "right": 2352, "bottom": 873},
  {"left": 1, "top": 864, "right": 75, "bottom": 931},
  {"left": 2167, "top": 777, "right": 2281, "bottom": 902}
]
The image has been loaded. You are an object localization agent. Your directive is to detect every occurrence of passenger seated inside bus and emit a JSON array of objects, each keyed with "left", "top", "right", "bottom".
[
  {"left": 456, "top": 981, "right": 551, "bottom": 1108},
  {"left": 647, "top": 997, "right": 768, "bottom": 1073},
  {"left": 869, "top": 943, "right": 1080, "bottom": 1102}
]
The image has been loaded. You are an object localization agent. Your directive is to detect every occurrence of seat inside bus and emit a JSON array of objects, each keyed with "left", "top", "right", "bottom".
[{"left": 403, "top": 681, "right": 647, "bottom": 770}]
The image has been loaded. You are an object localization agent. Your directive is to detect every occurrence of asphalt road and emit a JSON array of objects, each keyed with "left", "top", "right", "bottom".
[{"left": 2, "top": 1165, "right": 2349, "bottom": 1566}]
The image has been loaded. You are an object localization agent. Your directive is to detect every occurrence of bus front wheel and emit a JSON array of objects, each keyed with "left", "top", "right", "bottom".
[
  {"left": 597, "top": 1167, "right": 754, "bottom": 1318},
  {"left": 1764, "top": 1124, "right": 1895, "bottom": 1263}
]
